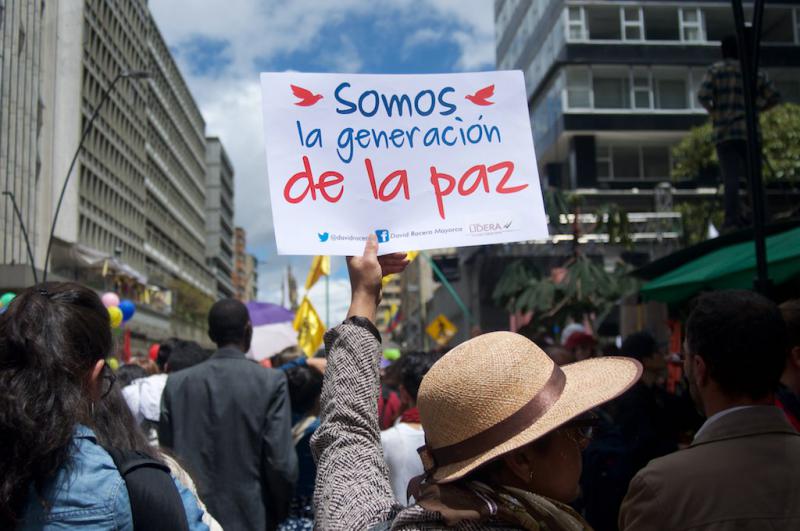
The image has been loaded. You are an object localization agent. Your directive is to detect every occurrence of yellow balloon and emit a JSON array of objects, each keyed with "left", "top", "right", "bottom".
[{"left": 108, "top": 306, "right": 123, "bottom": 328}]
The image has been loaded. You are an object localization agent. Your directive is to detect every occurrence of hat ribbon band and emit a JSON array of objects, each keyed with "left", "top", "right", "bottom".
[{"left": 428, "top": 363, "right": 567, "bottom": 468}]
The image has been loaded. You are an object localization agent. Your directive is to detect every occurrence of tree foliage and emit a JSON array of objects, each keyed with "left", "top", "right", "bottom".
[
  {"left": 492, "top": 255, "right": 639, "bottom": 330},
  {"left": 672, "top": 103, "right": 800, "bottom": 184}
]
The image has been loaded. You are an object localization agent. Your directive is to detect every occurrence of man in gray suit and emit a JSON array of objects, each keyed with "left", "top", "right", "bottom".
[
  {"left": 620, "top": 290, "right": 800, "bottom": 531},
  {"left": 160, "top": 299, "right": 298, "bottom": 530}
]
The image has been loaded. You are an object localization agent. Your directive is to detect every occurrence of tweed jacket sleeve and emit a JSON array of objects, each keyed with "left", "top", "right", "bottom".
[{"left": 311, "top": 321, "right": 401, "bottom": 530}]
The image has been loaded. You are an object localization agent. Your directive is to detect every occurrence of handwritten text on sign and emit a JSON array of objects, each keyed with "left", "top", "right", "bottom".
[{"left": 260, "top": 71, "right": 548, "bottom": 255}]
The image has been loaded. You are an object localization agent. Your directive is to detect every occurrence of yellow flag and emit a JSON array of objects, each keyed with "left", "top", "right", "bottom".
[
  {"left": 382, "top": 251, "right": 419, "bottom": 287},
  {"left": 305, "top": 256, "right": 330, "bottom": 291},
  {"left": 293, "top": 296, "right": 325, "bottom": 357}
]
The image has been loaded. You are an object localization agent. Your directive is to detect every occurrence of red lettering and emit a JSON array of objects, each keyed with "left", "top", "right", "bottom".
[
  {"left": 364, "top": 158, "right": 380, "bottom": 199},
  {"left": 490, "top": 161, "right": 526, "bottom": 194},
  {"left": 458, "top": 164, "right": 489, "bottom": 196},
  {"left": 429, "top": 166, "right": 456, "bottom": 219},
  {"left": 283, "top": 156, "right": 345, "bottom": 204},
  {"left": 378, "top": 170, "right": 410, "bottom": 201},
  {"left": 319, "top": 171, "right": 344, "bottom": 202},
  {"left": 283, "top": 156, "right": 317, "bottom": 204}
]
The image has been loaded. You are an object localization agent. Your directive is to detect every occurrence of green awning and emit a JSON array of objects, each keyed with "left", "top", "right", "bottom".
[{"left": 641, "top": 226, "right": 800, "bottom": 304}]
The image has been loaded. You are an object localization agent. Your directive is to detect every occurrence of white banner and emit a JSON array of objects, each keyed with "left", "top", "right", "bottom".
[{"left": 260, "top": 71, "right": 548, "bottom": 255}]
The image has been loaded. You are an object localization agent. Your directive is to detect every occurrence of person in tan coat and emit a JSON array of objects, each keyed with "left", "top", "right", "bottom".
[{"left": 620, "top": 290, "right": 800, "bottom": 531}]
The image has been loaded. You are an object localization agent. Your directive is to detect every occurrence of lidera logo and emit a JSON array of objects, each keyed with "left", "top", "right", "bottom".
[{"left": 318, "top": 232, "right": 329, "bottom": 242}]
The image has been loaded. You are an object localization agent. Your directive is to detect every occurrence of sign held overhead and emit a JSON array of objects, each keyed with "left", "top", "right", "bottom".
[{"left": 260, "top": 71, "right": 549, "bottom": 255}]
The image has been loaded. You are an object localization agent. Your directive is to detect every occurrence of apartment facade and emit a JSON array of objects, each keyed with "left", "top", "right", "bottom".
[
  {"left": 205, "top": 137, "right": 235, "bottom": 299},
  {"left": 496, "top": 0, "right": 800, "bottom": 199}
]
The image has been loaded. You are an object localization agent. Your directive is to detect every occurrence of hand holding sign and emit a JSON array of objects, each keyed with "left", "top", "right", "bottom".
[
  {"left": 260, "top": 71, "right": 548, "bottom": 255},
  {"left": 346, "top": 235, "right": 409, "bottom": 322}
]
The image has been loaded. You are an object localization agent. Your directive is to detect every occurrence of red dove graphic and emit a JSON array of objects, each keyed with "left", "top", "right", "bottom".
[
  {"left": 291, "top": 84, "right": 323, "bottom": 107},
  {"left": 465, "top": 84, "right": 495, "bottom": 106}
]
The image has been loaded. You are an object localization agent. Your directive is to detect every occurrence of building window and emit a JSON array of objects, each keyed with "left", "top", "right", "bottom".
[
  {"left": 622, "top": 7, "right": 644, "bottom": 41},
  {"left": 588, "top": 6, "right": 620, "bottom": 40},
  {"left": 567, "top": 6, "right": 587, "bottom": 41},
  {"left": 654, "top": 71, "right": 688, "bottom": 109},
  {"left": 644, "top": 7, "right": 680, "bottom": 40},
  {"left": 632, "top": 69, "right": 652, "bottom": 109},
  {"left": 593, "top": 68, "right": 630, "bottom": 109},
  {"left": 795, "top": 8, "right": 800, "bottom": 44},
  {"left": 679, "top": 8, "right": 704, "bottom": 42},
  {"left": 704, "top": 7, "right": 734, "bottom": 42},
  {"left": 567, "top": 68, "right": 591, "bottom": 108},
  {"left": 761, "top": 8, "right": 795, "bottom": 43},
  {"left": 596, "top": 143, "right": 673, "bottom": 181}
]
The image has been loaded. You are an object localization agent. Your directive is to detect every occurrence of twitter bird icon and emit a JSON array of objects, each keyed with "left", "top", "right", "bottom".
[{"left": 318, "top": 232, "right": 329, "bottom": 242}]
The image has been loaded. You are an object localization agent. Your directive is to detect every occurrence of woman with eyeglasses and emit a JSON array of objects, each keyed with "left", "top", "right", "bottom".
[
  {"left": 311, "top": 236, "right": 644, "bottom": 530},
  {"left": 0, "top": 282, "right": 211, "bottom": 530}
]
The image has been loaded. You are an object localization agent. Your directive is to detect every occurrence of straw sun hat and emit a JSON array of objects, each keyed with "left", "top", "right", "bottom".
[{"left": 416, "top": 331, "right": 642, "bottom": 483}]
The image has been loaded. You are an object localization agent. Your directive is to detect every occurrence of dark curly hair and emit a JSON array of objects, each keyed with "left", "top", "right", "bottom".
[
  {"left": 0, "top": 282, "right": 157, "bottom": 527},
  {"left": 686, "top": 290, "right": 787, "bottom": 399},
  {"left": 399, "top": 351, "right": 443, "bottom": 402}
]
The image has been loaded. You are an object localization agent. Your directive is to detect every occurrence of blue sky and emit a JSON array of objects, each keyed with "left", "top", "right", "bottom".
[{"left": 149, "top": 0, "right": 495, "bottom": 321}]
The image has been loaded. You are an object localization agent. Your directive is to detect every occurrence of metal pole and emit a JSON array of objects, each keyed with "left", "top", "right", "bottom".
[
  {"left": 730, "top": 0, "right": 770, "bottom": 295},
  {"left": 2, "top": 191, "right": 38, "bottom": 284},
  {"left": 422, "top": 252, "right": 473, "bottom": 341},
  {"left": 42, "top": 71, "right": 149, "bottom": 282}
]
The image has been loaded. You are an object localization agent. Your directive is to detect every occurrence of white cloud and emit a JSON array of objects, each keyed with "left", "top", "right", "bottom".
[{"left": 149, "top": 1, "right": 493, "bottom": 302}]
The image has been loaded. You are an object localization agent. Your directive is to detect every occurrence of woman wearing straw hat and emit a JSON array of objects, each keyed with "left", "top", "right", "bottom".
[{"left": 312, "top": 236, "right": 642, "bottom": 530}]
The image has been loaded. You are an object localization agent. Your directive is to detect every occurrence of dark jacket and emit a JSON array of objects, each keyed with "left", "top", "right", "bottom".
[{"left": 160, "top": 346, "right": 298, "bottom": 531}]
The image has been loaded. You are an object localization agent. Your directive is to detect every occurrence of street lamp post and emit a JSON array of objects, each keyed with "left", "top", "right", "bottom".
[{"left": 42, "top": 70, "right": 149, "bottom": 283}]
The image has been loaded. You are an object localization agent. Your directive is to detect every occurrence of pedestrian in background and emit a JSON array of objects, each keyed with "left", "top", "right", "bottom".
[
  {"left": 620, "top": 290, "right": 800, "bottom": 530},
  {"left": 777, "top": 299, "right": 800, "bottom": 430},
  {"left": 381, "top": 350, "right": 443, "bottom": 504},
  {"left": 0, "top": 283, "right": 209, "bottom": 530},
  {"left": 698, "top": 34, "right": 779, "bottom": 231},
  {"left": 160, "top": 298, "right": 298, "bottom": 531}
]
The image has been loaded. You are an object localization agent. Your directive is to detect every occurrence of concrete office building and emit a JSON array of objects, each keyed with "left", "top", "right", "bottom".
[
  {"left": 144, "top": 20, "right": 214, "bottom": 296},
  {"left": 1, "top": 0, "right": 233, "bottom": 346},
  {"left": 205, "top": 137, "right": 235, "bottom": 299},
  {"left": 0, "top": 0, "right": 46, "bottom": 285}
]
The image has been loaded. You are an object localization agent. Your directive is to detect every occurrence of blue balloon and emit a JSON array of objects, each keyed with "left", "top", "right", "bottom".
[{"left": 119, "top": 299, "right": 136, "bottom": 322}]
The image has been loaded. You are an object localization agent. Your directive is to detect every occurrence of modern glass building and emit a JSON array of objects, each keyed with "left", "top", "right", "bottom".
[{"left": 496, "top": 0, "right": 800, "bottom": 198}]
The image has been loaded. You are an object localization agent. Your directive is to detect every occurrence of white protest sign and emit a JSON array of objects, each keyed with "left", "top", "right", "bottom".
[{"left": 260, "top": 71, "right": 548, "bottom": 255}]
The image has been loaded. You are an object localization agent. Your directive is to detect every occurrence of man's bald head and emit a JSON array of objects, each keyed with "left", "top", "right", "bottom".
[{"left": 208, "top": 298, "right": 252, "bottom": 351}]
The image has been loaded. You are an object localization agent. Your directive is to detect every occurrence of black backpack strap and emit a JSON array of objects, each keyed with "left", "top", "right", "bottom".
[{"left": 105, "top": 447, "right": 191, "bottom": 531}]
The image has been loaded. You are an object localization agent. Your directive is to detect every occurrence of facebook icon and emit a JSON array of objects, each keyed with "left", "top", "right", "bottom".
[{"left": 375, "top": 229, "right": 390, "bottom": 243}]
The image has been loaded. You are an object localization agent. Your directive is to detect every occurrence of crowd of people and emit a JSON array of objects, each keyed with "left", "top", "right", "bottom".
[{"left": 1, "top": 235, "right": 799, "bottom": 531}]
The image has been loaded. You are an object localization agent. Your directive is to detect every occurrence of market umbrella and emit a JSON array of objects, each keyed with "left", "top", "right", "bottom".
[{"left": 641, "top": 226, "right": 800, "bottom": 304}]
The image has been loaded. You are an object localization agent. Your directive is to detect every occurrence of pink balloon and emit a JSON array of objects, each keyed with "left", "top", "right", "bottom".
[{"left": 101, "top": 292, "right": 120, "bottom": 308}]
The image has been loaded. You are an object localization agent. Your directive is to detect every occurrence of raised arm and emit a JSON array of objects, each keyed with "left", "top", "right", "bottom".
[{"left": 311, "top": 236, "right": 409, "bottom": 530}]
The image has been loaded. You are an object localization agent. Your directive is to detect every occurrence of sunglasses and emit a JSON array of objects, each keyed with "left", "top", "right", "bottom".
[{"left": 561, "top": 414, "right": 600, "bottom": 443}]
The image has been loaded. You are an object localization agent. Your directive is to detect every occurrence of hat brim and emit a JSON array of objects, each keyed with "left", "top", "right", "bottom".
[{"left": 431, "top": 356, "right": 642, "bottom": 483}]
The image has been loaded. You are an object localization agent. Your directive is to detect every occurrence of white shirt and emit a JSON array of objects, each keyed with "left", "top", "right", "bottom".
[
  {"left": 693, "top": 405, "right": 764, "bottom": 441},
  {"left": 122, "top": 373, "right": 168, "bottom": 423},
  {"left": 381, "top": 423, "right": 426, "bottom": 505}
]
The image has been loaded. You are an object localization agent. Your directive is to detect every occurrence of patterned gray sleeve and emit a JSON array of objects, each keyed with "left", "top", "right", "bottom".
[{"left": 311, "top": 322, "right": 400, "bottom": 530}]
